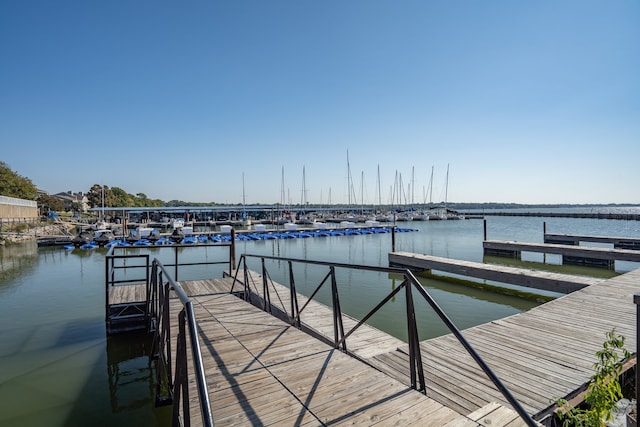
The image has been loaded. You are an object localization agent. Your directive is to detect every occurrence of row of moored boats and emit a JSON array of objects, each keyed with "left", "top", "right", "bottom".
[{"left": 65, "top": 225, "right": 418, "bottom": 250}]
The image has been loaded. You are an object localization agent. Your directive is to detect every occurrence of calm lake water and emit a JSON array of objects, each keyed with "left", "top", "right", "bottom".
[{"left": 1, "top": 209, "right": 640, "bottom": 426}]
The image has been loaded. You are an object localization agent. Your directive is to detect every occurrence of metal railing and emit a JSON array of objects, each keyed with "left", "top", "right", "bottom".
[
  {"left": 105, "top": 242, "right": 234, "bottom": 427},
  {"left": 232, "top": 253, "right": 538, "bottom": 426},
  {"left": 104, "top": 249, "right": 150, "bottom": 326},
  {"left": 0, "top": 195, "right": 37, "bottom": 207},
  {"left": 635, "top": 293, "right": 640, "bottom": 423},
  {"left": 149, "top": 259, "right": 213, "bottom": 427},
  {"left": 105, "top": 241, "right": 234, "bottom": 286}
]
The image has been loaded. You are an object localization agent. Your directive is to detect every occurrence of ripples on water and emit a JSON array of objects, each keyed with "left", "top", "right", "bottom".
[{"left": 1, "top": 211, "right": 640, "bottom": 426}]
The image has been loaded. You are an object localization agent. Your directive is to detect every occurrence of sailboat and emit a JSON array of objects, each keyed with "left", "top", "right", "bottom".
[
  {"left": 241, "top": 172, "right": 252, "bottom": 227},
  {"left": 92, "top": 184, "right": 110, "bottom": 230},
  {"left": 428, "top": 164, "right": 464, "bottom": 220}
]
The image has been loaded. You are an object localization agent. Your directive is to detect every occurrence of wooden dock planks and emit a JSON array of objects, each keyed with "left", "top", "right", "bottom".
[
  {"left": 368, "top": 267, "right": 640, "bottom": 423},
  {"left": 108, "top": 283, "right": 147, "bottom": 305},
  {"left": 388, "top": 251, "right": 604, "bottom": 293},
  {"left": 220, "top": 270, "right": 408, "bottom": 359},
  {"left": 173, "top": 291, "right": 479, "bottom": 426},
  {"left": 483, "top": 239, "right": 640, "bottom": 263},
  {"left": 544, "top": 233, "right": 640, "bottom": 249},
  {"left": 208, "top": 265, "right": 638, "bottom": 424},
  {"left": 108, "top": 259, "right": 638, "bottom": 425}
]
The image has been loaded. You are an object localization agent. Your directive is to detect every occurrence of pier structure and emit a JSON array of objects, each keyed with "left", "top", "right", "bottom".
[
  {"left": 481, "top": 218, "right": 640, "bottom": 268},
  {"left": 105, "top": 245, "right": 639, "bottom": 426},
  {"left": 388, "top": 251, "right": 604, "bottom": 293},
  {"left": 482, "top": 239, "right": 640, "bottom": 268},
  {"left": 475, "top": 210, "right": 640, "bottom": 221},
  {"left": 544, "top": 233, "right": 640, "bottom": 250}
]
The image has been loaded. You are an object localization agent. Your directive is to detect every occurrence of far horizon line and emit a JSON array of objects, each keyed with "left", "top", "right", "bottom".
[{"left": 87, "top": 202, "right": 640, "bottom": 212}]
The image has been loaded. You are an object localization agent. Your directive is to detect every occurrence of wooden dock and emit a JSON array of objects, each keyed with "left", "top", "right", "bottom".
[
  {"left": 201, "top": 267, "right": 638, "bottom": 425},
  {"left": 218, "top": 270, "right": 407, "bottom": 359},
  {"left": 544, "top": 233, "right": 640, "bottom": 250},
  {"left": 483, "top": 239, "right": 640, "bottom": 267},
  {"left": 367, "top": 268, "right": 640, "bottom": 424},
  {"left": 106, "top": 283, "right": 148, "bottom": 334},
  {"left": 388, "top": 251, "right": 605, "bottom": 293},
  {"left": 107, "top": 260, "right": 639, "bottom": 425},
  {"left": 168, "top": 279, "right": 529, "bottom": 426}
]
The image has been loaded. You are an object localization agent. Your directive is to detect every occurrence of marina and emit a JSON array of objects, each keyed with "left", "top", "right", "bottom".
[
  {"left": 105, "top": 242, "right": 639, "bottom": 426},
  {"left": 3, "top": 2, "right": 638, "bottom": 425},
  {"left": 2, "top": 209, "right": 640, "bottom": 426},
  {"left": 106, "top": 250, "right": 539, "bottom": 426}
]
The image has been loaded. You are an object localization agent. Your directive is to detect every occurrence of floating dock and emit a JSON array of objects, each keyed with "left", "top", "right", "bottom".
[
  {"left": 544, "top": 233, "right": 640, "bottom": 250},
  {"left": 483, "top": 239, "right": 640, "bottom": 268},
  {"left": 388, "top": 251, "right": 604, "bottom": 293},
  {"left": 370, "top": 266, "right": 639, "bottom": 422},
  {"left": 106, "top": 249, "right": 640, "bottom": 426},
  {"left": 216, "top": 266, "right": 638, "bottom": 425},
  {"left": 171, "top": 285, "right": 495, "bottom": 426}
]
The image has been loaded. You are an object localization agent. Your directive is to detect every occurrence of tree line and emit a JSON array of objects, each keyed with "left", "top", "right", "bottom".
[{"left": 0, "top": 161, "right": 223, "bottom": 212}]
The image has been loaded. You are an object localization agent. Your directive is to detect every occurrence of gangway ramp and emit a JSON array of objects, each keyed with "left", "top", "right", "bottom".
[{"left": 176, "top": 288, "right": 497, "bottom": 426}]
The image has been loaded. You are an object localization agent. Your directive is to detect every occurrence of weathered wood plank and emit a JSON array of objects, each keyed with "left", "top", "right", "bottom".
[
  {"left": 354, "top": 266, "right": 640, "bottom": 424},
  {"left": 173, "top": 291, "right": 478, "bottom": 427},
  {"left": 389, "top": 251, "right": 603, "bottom": 293},
  {"left": 111, "top": 261, "right": 639, "bottom": 426},
  {"left": 544, "top": 233, "right": 640, "bottom": 249},
  {"left": 483, "top": 240, "right": 640, "bottom": 262}
]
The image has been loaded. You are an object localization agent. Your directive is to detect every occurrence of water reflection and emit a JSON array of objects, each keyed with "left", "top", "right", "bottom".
[
  {"left": 0, "top": 241, "right": 38, "bottom": 285},
  {"left": 483, "top": 255, "right": 619, "bottom": 278},
  {"left": 2, "top": 212, "right": 639, "bottom": 425},
  {"left": 106, "top": 332, "right": 159, "bottom": 416}
]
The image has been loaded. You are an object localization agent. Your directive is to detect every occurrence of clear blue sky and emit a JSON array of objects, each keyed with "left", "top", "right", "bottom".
[{"left": 1, "top": 1, "right": 638, "bottom": 205}]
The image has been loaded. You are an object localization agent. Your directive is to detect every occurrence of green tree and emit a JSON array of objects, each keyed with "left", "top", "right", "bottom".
[
  {"left": 0, "top": 162, "right": 38, "bottom": 200},
  {"left": 111, "top": 187, "right": 134, "bottom": 207},
  {"left": 148, "top": 198, "right": 165, "bottom": 207},
  {"left": 86, "top": 184, "right": 115, "bottom": 208},
  {"left": 70, "top": 201, "right": 84, "bottom": 213},
  {"left": 37, "top": 193, "right": 65, "bottom": 212}
]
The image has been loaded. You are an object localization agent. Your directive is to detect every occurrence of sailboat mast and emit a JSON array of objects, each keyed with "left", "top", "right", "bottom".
[
  {"left": 242, "top": 172, "right": 247, "bottom": 221},
  {"left": 429, "top": 166, "right": 434, "bottom": 205},
  {"left": 377, "top": 164, "right": 382, "bottom": 209},
  {"left": 346, "top": 150, "right": 353, "bottom": 208},
  {"left": 444, "top": 163, "right": 450, "bottom": 208},
  {"left": 100, "top": 184, "right": 105, "bottom": 222},
  {"left": 411, "top": 166, "right": 415, "bottom": 208},
  {"left": 301, "top": 165, "right": 307, "bottom": 206},
  {"left": 280, "top": 166, "right": 285, "bottom": 206},
  {"left": 242, "top": 172, "right": 246, "bottom": 206},
  {"left": 360, "top": 170, "right": 364, "bottom": 214}
]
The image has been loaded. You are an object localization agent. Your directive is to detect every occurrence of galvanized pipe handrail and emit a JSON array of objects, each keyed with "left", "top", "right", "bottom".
[
  {"left": 634, "top": 293, "right": 640, "bottom": 424},
  {"left": 405, "top": 269, "right": 534, "bottom": 425},
  {"left": 105, "top": 243, "right": 236, "bottom": 427},
  {"left": 149, "top": 259, "right": 214, "bottom": 427},
  {"left": 106, "top": 242, "right": 233, "bottom": 281},
  {"left": 236, "top": 253, "right": 537, "bottom": 426}
]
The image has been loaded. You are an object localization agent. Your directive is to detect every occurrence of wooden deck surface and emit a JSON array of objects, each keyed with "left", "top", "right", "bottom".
[
  {"left": 108, "top": 283, "right": 147, "bottom": 305},
  {"left": 108, "top": 263, "right": 639, "bottom": 425},
  {"left": 388, "top": 251, "right": 604, "bottom": 293},
  {"left": 368, "top": 267, "right": 640, "bottom": 423},
  {"left": 169, "top": 288, "right": 520, "bottom": 426},
  {"left": 544, "top": 233, "right": 640, "bottom": 248},
  {"left": 185, "top": 267, "right": 639, "bottom": 424},
  {"left": 483, "top": 239, "right": 640, "bottom": 263},
  {"left": 221, "top": 271, "right": 407, "bottom": 359}
]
